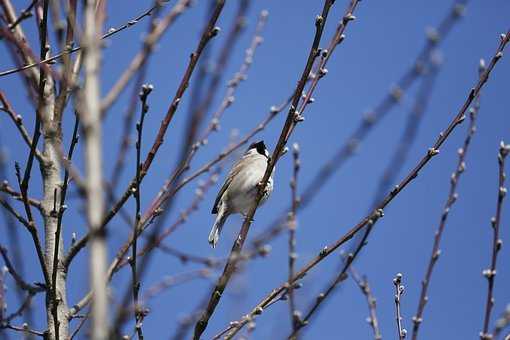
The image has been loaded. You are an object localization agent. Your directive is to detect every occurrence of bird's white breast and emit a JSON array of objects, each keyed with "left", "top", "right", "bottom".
[{"left": 226, "top": 154, "right": 273, "bottom": 214}]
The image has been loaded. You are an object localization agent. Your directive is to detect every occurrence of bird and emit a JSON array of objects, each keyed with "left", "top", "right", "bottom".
[{"left": 209, "top": 140, "right": 274, "bottom": 248}]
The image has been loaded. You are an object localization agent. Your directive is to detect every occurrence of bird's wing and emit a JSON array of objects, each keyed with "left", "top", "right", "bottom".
[{"left": 211, "top": 158, "right": 244, "bottom": 214}]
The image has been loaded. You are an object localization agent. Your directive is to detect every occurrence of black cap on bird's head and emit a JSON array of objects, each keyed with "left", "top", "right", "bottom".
[{"left": 248, "top": 140, "right": 267, "bottom": 156}]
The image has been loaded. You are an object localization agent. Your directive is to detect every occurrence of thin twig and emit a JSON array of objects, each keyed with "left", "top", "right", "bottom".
[
  {"left": 69, "top": 309, "right": 90, "bottom": 340},
  {"left": 6, "top": 0, "right": 36, "bottom": 30},
  {"left": 0, "top": 0, "right": 41, "bottom": 90},
  {"left": 0, "top": 245, "right": 45, "bottom": 293},
  {"left": 288, "top": 143, "right": 301, "bottom": 335},
  {"left": 393, "top": 273, "right": 407, "bottom": 340},
  {"left": 141, "top": 269, "right": 213, "bottom": 304},
  {"left": 349, "top": 265, "right": 382, "bottom": 340},
  {"left": 411, "top": 59, "right": 484, "bottom": 340},
  {"left": 100, "top": 0, "right": 193, "bottom": 113},
  {"left": 1, "top": 323, "right": 45, "bottom": 337},
  {"left": 220, "top": 30, "right": 510, "bottom": 338},
  {"left": 0, "top": 195, "right": 30, "bottom": 229},
  {"left": 0, "top": 181, "right": 43, "bottom": 211},
  {"left": 0, "top": 1, "right": 164, "bottom": 78},
  {"left": 130, "top": 84, "right": 152, "bottom": 340},
  {"left": 4, "top": 291, "right": 35, "bottom": 322},
  {"left": 0, "top": 138, "right": 36, "bottom": 328},
  {"left": 157, "top": 244, "right": 223, "bottom": 268},
  {"left": 0, "top": 92, "right": 45, "bottom": 162},
  {"left": 480, "top": 141, "right": 510, "bottom": 339}
]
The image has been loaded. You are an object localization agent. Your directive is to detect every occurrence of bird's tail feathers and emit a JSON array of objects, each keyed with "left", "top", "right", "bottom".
[{"left": 209, "top": 209, "right": 228, "bottom": 248}]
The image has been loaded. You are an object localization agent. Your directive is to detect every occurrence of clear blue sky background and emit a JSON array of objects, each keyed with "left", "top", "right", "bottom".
[{"left": 1, "top": 1, "right": 510, "bottom": 339}]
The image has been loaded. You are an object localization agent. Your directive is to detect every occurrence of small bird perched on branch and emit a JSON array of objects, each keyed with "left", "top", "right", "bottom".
[{"left": 209, "top": 141, "right": 274, "bottom": 248}]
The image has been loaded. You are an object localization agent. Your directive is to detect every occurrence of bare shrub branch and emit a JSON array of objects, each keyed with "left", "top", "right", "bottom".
[{"left": 480, "top": 141, "right": 510, "bottom": 339}]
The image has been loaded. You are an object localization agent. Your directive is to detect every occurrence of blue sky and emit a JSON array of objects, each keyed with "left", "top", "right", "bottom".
[{"left": 1, "top": 1, "right": 510, "bottom": 339}]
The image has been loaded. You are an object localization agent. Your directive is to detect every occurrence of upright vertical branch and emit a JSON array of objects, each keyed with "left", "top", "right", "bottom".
[
  {"left": 288, "top": 143, "right": 301, "bottom": 335},
  {"left": 81, "top": 0, "right": 107, "bottom": 338},
  {"left": 130, "top": 84, "right": 152, "bottom": 340},
  {"left": 411, "top": 60, "right": 484, "bottom": 340},
  {"left": 480, "top": 141, "right": 509, "bottom": 339},
  {"left": 393, "top": 273, "right": 407, "bottom": 340},
  {"left": 349, "top": 265, "right": 382, "bottom": 340}
]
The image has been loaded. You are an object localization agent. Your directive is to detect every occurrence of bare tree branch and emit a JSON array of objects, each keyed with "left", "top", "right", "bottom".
[
  {"left": 393, "top": 273, "right": 407, "bottom": 340},
  {"left": 288, "top": 143, "right": 301, "bottom": 336},
  {"left": 0, "top": 92, "right": 45, "bottom": 162},
  {"left": 129, "top": 84, "right": 152, "bottom": 340},
  {"left": 480, "top": 141, "right": 510, "bottom": 339},
  {"left": 0, "top": 1, "right": 164, "bottom": 78},
  {"left": 349, "top": 265, "right": 382, "bottom": 340}
]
